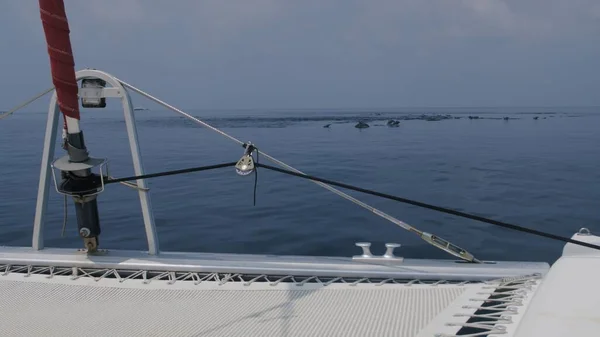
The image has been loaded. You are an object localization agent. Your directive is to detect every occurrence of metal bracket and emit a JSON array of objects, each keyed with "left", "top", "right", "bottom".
[{"left": 50, "top": 156, "right": 108, "bottom": 198}]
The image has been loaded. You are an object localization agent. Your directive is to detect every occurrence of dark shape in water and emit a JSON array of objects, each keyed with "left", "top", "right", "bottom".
[
  {"left": 323, "top": 124, "right": 331, "bottom": 128},
  {"left": 533, "top": 117, "right": 539, "bottom": 120},
  {"left": 355, "top": 121, "right": 370, "bottom": 129},
  {"left": 424, "top": 115, "right": 445, "bottom": 121},
  {"left": 503, "top": 117, "right": 509, "bottom": 120},
  {"left": 387, "top": 120, "right": 400, "bottom": 127}
]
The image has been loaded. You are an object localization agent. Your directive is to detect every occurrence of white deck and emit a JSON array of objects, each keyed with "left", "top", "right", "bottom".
[
  {"left": 513, "top": 231, "right": 600, "bottom": 337},
  {"left": 0, "top": 233, "right": 596, "bottom": 337},
  {"left": 0, "top": 246, "right": 548, "bottom": 337},
  {"left": 1, "top": 236, "right": 598, "bottom": 337}
]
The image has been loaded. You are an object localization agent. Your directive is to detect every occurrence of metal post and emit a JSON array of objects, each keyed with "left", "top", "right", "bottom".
[
  {"left": 121, "top": 85, "right": 159, "bottom": 255},
  {"left": 32, "top": 93, "right": 60, "bottom": 250}
]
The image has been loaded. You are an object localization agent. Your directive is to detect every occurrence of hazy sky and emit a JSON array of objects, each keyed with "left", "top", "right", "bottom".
[{"left": 2, "top": 0, "right": 600, "bottom": 110}]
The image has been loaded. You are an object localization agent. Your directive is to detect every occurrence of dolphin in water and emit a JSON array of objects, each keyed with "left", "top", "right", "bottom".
[{"left": 355, "top": 121, "right": 370, "bottom": 129}]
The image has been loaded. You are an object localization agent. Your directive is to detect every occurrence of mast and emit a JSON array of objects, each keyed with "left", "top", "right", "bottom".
[{"left": 38, "top": 0, "right": 103, "bottom": 251}]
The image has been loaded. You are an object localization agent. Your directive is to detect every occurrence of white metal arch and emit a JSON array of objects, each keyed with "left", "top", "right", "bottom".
[{"left": 32, "top": 69, "right": 159, "bottom": 255}]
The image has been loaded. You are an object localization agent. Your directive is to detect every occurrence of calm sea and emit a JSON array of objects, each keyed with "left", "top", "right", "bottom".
[{"left": 1, "top": 106, "right": 599, "bottom": 264}]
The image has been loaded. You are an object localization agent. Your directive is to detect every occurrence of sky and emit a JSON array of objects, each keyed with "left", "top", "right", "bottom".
[{"left": 1, "top": 0, "right": 600, "bottom": 110}]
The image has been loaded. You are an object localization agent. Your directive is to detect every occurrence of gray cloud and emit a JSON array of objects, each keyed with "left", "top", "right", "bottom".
[{"left": 1, "top": 0, "right": 599, "bottom": 108}]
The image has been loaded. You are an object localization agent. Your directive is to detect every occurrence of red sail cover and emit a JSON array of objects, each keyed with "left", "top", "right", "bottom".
[{"left": 39, "top": 0, "right": 80, "bottom": 123}]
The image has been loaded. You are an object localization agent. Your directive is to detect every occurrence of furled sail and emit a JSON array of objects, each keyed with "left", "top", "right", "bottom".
[{"left": 38, "top": 0, "right": 80, "bottom": 128}]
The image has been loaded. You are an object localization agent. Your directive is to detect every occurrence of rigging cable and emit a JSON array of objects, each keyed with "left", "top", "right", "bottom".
[
  {"left": 105, "top": 162, "right": 237, "bottom": 184},
  {"left": 117, "top": 79, "right": 437, "bottom": 245},
  {"left": 0, "top": 86, "right": 55, "bottom": 120}
]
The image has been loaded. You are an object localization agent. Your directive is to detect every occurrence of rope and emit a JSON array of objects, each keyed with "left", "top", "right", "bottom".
[
  {"left": 61, "top": 194, "right": 67, "bottom": 237},
  {"left": 108, "top": 175, "right": 150, "bottom": 191},
  {"left": 255, "top": 163, "right": 600, "bottom": 252},
  {"left": 253, "top": 150, "right": 259, "bottom": 206},
  {"left": 0, "top": 86, "right": 55, "bottom": 120},
  {"left": 105, "top": 162, "right": 237, "bottom": 184},
  {"left": 442, "top": 275, "right": 541, "bottom": 337}
]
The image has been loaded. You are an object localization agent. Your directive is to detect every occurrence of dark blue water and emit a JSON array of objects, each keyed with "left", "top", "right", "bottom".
[{"left": 1, "top": 107, "right": 599, "bottom": 264}]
